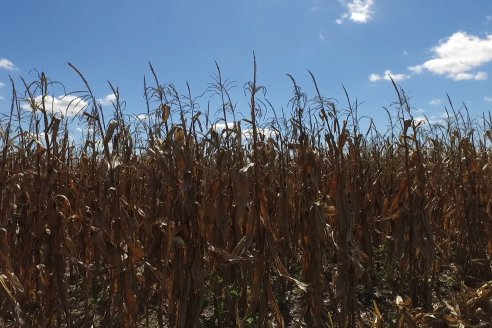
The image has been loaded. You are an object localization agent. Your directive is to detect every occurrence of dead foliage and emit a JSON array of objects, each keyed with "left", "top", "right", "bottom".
[{"left": 0, "top": 65, "right": 490, "bottom": 327}]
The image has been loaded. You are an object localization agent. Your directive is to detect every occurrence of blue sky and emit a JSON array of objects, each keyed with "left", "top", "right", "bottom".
[{"left": 1, "top": 0, "right": 492, "bottom": 130}]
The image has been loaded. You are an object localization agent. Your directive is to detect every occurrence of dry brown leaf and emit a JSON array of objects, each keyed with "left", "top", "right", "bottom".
[{"left": 161, "top": 103, "right": 171, "bottom": 122}]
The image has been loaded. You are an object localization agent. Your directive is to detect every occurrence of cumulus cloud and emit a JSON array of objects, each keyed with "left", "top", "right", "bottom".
[
  {"left": 242, "top": 128, "right": 278, "bottom": 140},
  {"left": 413, "top": 112, "right": 448, "bottom": 125},
  {"left": 336, "top": 0, "right": 375, "bottom": 24},
  {"left": 98, "top": 93, "right": 117, "bottom": 106},
  {"left": 23, "top": 95, "right": 88, "bottom": 117},
  {"left": 408, "top": 31, "right": 492, "bottom": 81},
  {"left": 429, "top": 98, "right": 441, "bottom": 106},
  {"left": 452, "top": 71, "right": 487, "bottom": 81},
  {"left": 0, "top": 58, "right": 16, "bottom": 70},
  {"left": 369, "top": 70, "right": 410, "bottom": 82},
  {"left": 213, "top": 122, "right": 235, "bottom": 132}
]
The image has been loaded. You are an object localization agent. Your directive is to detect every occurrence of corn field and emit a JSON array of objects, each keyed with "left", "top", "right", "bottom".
[{"left": 0, "top": 60, "right": 491, "bottom": 327}]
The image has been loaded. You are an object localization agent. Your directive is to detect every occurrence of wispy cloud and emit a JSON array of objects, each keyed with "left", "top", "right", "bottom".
[
  {"left": 409, "top": 31, "right": 492, "bottom": 81},
  {"left": 0, "top": 58, "right": 16, "bottom": 70},
  {"left": 22, "top": 95, "right": 88, "bottom": 117},
  {"left": 319, "top": 34, "right": 325, "bottom": 41},
  {"left": 369, "top": 70, "right": 409, "bottom": 82},
  {"left": 309, "top": 0, "right": 320, "bottom": 12},
  {"left": 98, "top": 93, "right": 117, "bottom": 106},
  {"left": 484, "top": 96, "right": 492, "bottom": 102},
  {"left": 429, "top": 98, "right": 441, "bottom": 106},
  {"left": 336, "top": 0, "right": 375, "bottom": 24},
  {"left": 0, "top": 80, "right": 5, "bottom": 87}
]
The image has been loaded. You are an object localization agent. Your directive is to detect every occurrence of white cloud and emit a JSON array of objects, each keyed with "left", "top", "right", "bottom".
[
  {"left": 23, "top": 95, "right": 88, "bottom": 117},
  {"left": 0, "top": 80, "right": 5, "bottom": 87},
  {"left": 0, "top": 96, "right": 4, "bottom": 100},
  {"left": 242, "top": 127, "right": 278, "bottom": 140},
  {"left": 213, "top": 122, "right": 235, "bottom": 133},
  {"left": 414, "top": 112, "right": 447, "bottom": 125},
  {"left": 98, "top": 93, "right": 117, "bottom": 106},
  {"left": 429, "top": 98, "right": 441, "bottom": 106},
  {"left": 369, "top": 70, "right": 410, "bottom": 82},
  {"left": 484, "top": 96, "right": 492, "bottom": 102},
  {"left": 336, "top": 0, "right": 375, "bottom": 24},
  {"left": 413, "top": 116, "right": 426, "bottom": 124},
  {"left": 403, "top": 50, "right": 408, "bottom": 56},
  {"left": 211, "top": 123, "right": 279, "bottom": 141},
  {"left": 408, "top": 65, "right": 423, "bottom": 74},
  {"left": 0, "top": 58, "right": 16, "bottom": 70},
  {"left": 75, "top": 126, "right": 95, "bottom": 134},
  {"left": 452, "top": 71, "right": 487, "bottom": 81},
  {"left": 368, "top": 74, "right": 381, "bottom": 82},
  {"left": 319, "top": 34, "right": 325, "bottom": 41},
  {"left": 408, "top": 31, "right": 492, "bottom": 81},
  {"left": 137, "top": 114, "right": 148, "bottom": 121}
]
